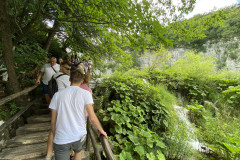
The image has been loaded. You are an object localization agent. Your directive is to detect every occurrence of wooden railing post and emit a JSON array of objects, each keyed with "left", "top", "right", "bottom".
[
  {"left": 86, "top": 118, "right": 91, "bottom": 151},
  {"left": 89, "top": 125, "right": 102, "bottom": 160}
]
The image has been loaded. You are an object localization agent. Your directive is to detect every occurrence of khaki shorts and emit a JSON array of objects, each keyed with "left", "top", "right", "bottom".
[{"left": 53, "top": 135, "right": 86, "bottom": 160}]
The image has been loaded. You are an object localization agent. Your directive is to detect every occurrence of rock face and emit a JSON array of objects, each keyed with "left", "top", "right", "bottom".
[
  {"left": 171, "top": 38, "right": 240, "bottom": 70},
  {"left": 203, "top": 37, "right": 240, "bottom": 70},
  {"left": 140, "top": 37, "right": 240, "bottom": 70}
]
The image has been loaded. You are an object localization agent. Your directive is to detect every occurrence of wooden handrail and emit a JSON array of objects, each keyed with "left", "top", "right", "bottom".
[
  {"left": 86, "top": 118, "right": 91, "bottom": 152},
  {"left": 100, "top": 135, "right": 115, "bottom": 160},
  {"left": 89, "top": 125, "right": 102, "bottom": 160},
  {"left": 0, "top": 84, "right": 38, "bottom": 106},
  {"left": 87, "top": 119, "right": 116, "bottom": 160},
  {"left": 0, "top": 98, "right": 39, "bottom": 133}
]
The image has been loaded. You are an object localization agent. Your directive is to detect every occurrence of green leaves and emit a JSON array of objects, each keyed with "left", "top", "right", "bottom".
[
  {"left": 129, "top": 135, "right": 140, "bottom": 145},
  {"left": 134, "top": 145, "right": 145, "bottom": 156},
  {"left": 96, "top": 75, "right": 168, "bottom": 159},
  {"left": 119, "top": 151, "right": 133, "bottom": 160},
  {"left": 222, "top": 85, "right": 240, "bottom": 109}
]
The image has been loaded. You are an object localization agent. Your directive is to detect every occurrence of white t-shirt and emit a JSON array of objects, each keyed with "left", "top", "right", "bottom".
[
  {"left": 88, "top": 60, "right": 93, "bottom": 68},
  {"left": 53, "top": 72, "right": 70, "bottom": 91},
  {"left": 41, "top": 63, "right": 60, "bottom": 85},
  {"left": 49, "top": 86, "right": 94, "bottom": 144}
]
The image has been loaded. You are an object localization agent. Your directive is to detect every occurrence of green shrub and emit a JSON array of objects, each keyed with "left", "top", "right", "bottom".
[
  {"left": 222, "top": 85, "right": 240, "bottom": 112},
  {"left": 96, "top": 75, "right": 169, "bottom": 159},
  {"left": 0, "top": 102, "right": 23, "bottom": 120},
  {"left": 197, "top": 114, "right": 240, "bottom": 159}
]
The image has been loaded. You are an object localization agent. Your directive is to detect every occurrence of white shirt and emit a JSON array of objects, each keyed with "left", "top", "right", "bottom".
[
  {"left": 41, "top": 63, "right": 60, "bottom": 85},
  {"left": 49, "top": 86, "right": 94, "bottom": 144},
  {"left": 53, "top": 72, "right": 70, "bottom": 91},
  {"left": 88, "top": 60, "right": 93, "bottom": 68}
]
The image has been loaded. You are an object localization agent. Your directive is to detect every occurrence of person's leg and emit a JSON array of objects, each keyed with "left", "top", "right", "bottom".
[
  {"left": 42, "top": 82, "right": 51, "bottom": 105},
  {"left": 71, "top": 135, "right": 86, "bottom": 160},
  {"left": 74, "top": 151, "right": 82, "bottom": 160},
  {"left": 46, "top": 131, "right": 54, "bottom": 158},
  {"left": 45, "top": 94, "right": 51, "bottom": 105},
  {"left": 53, "top": 143, "right": 71, "bottom": 160}
]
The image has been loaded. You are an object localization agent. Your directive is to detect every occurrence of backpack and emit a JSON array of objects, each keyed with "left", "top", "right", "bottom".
[{"left": 48, "top": 74, "right": 65, "bottom": 98}]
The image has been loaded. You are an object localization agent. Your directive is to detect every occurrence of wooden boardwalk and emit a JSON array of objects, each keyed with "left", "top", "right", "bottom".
[
  {"left": 0, "top": 102, "right": 102, "bottom": 160},
  {"left": 0, "top": 81, "right": 115, "bottom": 160}
]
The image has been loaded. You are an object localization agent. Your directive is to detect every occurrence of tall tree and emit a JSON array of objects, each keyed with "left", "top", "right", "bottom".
[{"left": 0, "top": 0, "right": 21, "bottom": 93}]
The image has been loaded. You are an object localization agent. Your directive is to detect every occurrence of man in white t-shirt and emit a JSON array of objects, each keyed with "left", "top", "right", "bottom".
[
  {"left": 49, "top": 69, "right": 107, "bottom": 160},
  {"left": 36, "top": 56, "right": 60, "bottom": 104},
  {"left": 45, "top": 61, "right": 71, "bottom": 159}
]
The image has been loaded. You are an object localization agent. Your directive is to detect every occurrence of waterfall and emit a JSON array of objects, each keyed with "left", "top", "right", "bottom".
[
  {"left": 173, "top": 105, "right": 210, "bottom": 152},
  {"left": 204, "top": 100, "right": 219, "bottom": 117}
]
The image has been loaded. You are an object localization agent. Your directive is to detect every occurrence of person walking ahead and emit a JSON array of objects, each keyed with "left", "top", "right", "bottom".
[
  {"left": 45, "top": 61, "right": 71, "bottom": 160},
  {"left": 36, "top": 56, "right": 60, "bottom": 105},
  {"left": 49, "top": 69, "right": 107, "bottom": 160}
]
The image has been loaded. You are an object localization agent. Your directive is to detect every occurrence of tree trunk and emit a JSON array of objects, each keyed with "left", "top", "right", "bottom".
[
  {"left": 0, "top": 0, "right": 21, "bottom": 94},
  {"left": 43, "top": 21, "right": 60, "bottom": 51}
]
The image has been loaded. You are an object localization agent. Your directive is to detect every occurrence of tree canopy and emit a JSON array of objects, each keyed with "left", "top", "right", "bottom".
[{"left": 0, "top": 0, "right": 228, "bottom": 93}]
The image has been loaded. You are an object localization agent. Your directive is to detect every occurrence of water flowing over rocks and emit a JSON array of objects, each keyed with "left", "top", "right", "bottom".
[{"left": 173, "top": 105, "right": 212, "bottom": 153}]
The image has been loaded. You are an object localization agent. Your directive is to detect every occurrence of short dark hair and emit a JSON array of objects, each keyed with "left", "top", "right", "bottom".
[
  {"left": 48, "top": 54, "right": 56, "bottom": 58},
  {"left": 70, "top": 69, "right": 84, "bottom": 83},
  {"left": 64, "top": 55, "right": 69, "bottom": 59},
  {"left": 61, "top": 60, "right": 71, "bottom": 66}
]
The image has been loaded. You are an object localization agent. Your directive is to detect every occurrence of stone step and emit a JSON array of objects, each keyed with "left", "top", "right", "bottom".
[
  {"left": 0, "top": 142, "right": 102, "bottom": 160},
  {"left": 34, "top": 108, "right": 50, "bottom": 115},
  {"left": 16, "top": 122, "right": 51, "bottom": 135},
  {"left": 4, "top": 131, "right": 49, "bottom": 148},
  {"left": 27, "top": 114, "right": 51, "bottom": 124},
  {"left": 0, "top": 142, "right": 46, "bottom": 160},
  {"left": 34, "top": 103, "right": 49, "bottom": 109}
]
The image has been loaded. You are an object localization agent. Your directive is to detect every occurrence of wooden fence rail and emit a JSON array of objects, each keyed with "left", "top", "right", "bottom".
[
  {"left": 86, "top": 118, "right": 116, "bottom": 160},
  {"left": 0, "top": 98, "right": 38, "bottom": 134},
  {"left": 0, "top": 84, "right": 39, "bottom": 138},
  {"left": 0, "top": 84, "right": 38, "bottom": 106}
]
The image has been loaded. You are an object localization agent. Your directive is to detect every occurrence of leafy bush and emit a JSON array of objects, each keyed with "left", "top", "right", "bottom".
[
  {"left": 197, "top": 113, "right": 240, "bottom": 159},
  {"left": 96, "top": 75, "right": 169, "bottom": 159},
  {"left": 147, "top": 51, "right": 240, "bottom": 105},
  {"left": 165, "top": 51, "right": 217, "bottom": 80},
  {"left": 0, "top": 102, "right": 23, "bottom": 120},
  {"left": 222, "top": 85, "right": 240, "bottom": 112}
]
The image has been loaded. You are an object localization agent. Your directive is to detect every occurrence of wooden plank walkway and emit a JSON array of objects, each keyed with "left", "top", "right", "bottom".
[{"left": 0, "top": 102, "right": 100, "bottom": 160}]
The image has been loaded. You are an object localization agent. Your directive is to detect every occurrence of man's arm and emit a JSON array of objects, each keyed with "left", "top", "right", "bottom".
[
  {"left": 36, "top": 71, "right": 43, "bottom": 84},
  {"left": 50, "top": 109, "right": 57, "bottom": 137},
  {"left": 86, "top": 104, "right": 107, "bottom": 139}
]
